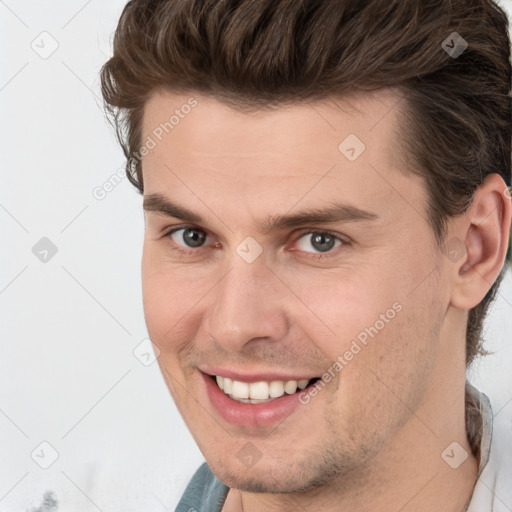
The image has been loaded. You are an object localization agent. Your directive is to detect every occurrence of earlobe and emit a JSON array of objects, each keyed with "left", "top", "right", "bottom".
[{"left": 450, "top": 174, "right": 512, "bottom": 310}]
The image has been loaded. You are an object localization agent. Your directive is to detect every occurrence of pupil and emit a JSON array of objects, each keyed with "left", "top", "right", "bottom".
[
  {"left": 183, "top": 229, "right": 206, "bottom": 248},
  {"left": 312, "top": 233, "right": 334, "bottom": 252}
]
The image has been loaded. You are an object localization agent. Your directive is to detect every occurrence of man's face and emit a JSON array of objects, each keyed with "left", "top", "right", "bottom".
[{"left": 140, "top": 89, "right": 452, "bottom": 492}]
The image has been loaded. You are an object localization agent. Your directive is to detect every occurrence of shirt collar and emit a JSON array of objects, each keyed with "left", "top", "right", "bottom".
[{"left": 461, "top": 382, "right": 493, "bottom": 511}]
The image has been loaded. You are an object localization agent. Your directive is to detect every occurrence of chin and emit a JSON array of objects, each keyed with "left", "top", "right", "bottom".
[
  {"left": 208, "top": 455, "right": 337, "bottom": 494},
  {"left": 216, "top": 470, "right": 308, "bottom": 494}
]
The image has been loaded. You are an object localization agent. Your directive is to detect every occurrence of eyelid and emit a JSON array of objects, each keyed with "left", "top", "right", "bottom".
[
  {"left": 162, "top": 223, "right": 207, "bottom": 236},
  {"left": 292, "top": 228, "right": 349, "bottom": 244}
]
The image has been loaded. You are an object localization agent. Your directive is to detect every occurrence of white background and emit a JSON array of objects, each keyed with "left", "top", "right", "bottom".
[{"left": 1, "top": 1, "right": 511, "bottom": 511}]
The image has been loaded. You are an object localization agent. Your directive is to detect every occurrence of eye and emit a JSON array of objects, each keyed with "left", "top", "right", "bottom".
[
  {"left": 293, "top": 230, "right": 345, "bottom": 256},
  {"left": 167, "top": 226, "right": 208, "bottom": 249},
  {"left": 162, "top": 225, "right": 347, "bottom": 259}
]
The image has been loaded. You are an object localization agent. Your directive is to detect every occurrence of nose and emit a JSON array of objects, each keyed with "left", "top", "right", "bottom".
[{"left": 204, "top": 254, "right": 289, "bottom": 352}]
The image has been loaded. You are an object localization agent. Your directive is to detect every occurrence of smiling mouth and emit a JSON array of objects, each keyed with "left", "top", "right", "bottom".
[{"left": 208, "top": 374, "right": 321, "bottom": 404}]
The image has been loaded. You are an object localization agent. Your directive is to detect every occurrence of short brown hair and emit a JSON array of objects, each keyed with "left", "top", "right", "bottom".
[{"left": 100, "top": 0, "right": 511, "bottom": 367}]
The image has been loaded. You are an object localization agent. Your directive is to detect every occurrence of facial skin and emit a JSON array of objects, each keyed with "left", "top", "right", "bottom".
[{"left": 140, "top": 89, "right": 511, "bottom": 512}]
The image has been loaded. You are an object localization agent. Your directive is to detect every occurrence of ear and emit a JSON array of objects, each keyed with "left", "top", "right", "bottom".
[{"left": 449, "top": 174, "right": 512, "bottom": 310}]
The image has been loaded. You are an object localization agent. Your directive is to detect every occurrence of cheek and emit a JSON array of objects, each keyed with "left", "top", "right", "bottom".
[
  {"left": 290, "top": 248, "right": 440, "bottom": 403},
  {"left": 343, "top": 289, "right": 440, "bottom": 414},
  {"left": 323, "top": 309, "right": 437, "bottom": 450},
  {"left": 289, "top": 271, "right": 405, "bottom": 364},
  {"left": 141, "top": 247, "right": 200, "bottom": 347}
]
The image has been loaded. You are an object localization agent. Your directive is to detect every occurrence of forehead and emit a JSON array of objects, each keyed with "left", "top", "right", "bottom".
[
  {"left": 140, "top": 88, "right": 424, "bottom": 228},
  {"left": 141, "top": 88, "right": 404, "bottom": 166}
]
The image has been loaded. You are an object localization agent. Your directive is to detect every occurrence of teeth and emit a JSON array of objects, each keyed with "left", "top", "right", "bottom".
[
  {"left": 298, "top": 379, "right": 308, "bottom": 389},
  {"left": 231, "top": 380, "right": 249, "bottom": 399},
  {"left": 215, "top": 376, "right": 312, "bottom": 402},
  {"left": 269, "top": 380, "right": 285, "bottom": 398},
  {"left": 284, "top": 380, "right": 298, "bottom": 394},
  {"left": 236, "top": 397, "right": 275, "bottom": 404},
  {"left": 223, "top": 377, "right": 233, "bottom": 394},
  {"left": 249, "top": 381, "right": 269, "bottom": 399}
]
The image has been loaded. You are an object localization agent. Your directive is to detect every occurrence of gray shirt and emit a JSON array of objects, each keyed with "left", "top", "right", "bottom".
[{"left": 174, "top": 462, "right": 229, "bottom": 512}]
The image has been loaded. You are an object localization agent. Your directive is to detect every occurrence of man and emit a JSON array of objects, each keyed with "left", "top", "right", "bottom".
[{"left": 100, "top": 0, "right": 512, "bottom": 510}]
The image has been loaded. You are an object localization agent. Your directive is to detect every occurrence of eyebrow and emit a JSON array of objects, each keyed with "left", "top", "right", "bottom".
[{"left": 143, "top": 193, "right": 379, "bottom": 233}]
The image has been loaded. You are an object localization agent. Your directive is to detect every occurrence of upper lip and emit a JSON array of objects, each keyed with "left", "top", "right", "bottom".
[{"left": 199, "top": 366, "right": 319, "bottom": 383}]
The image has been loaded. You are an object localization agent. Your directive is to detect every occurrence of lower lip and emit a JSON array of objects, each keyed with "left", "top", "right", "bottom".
[{"left": 202, "top": 372, "right": 307, "bottom": 428}]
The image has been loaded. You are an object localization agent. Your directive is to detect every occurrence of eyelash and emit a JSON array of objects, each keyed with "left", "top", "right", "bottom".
[{"left": 161, "top": 225, "right": 348, "bottom": 260}]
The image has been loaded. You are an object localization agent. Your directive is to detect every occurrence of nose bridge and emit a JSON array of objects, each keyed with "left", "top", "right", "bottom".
[{"left": 205, "top": 253, "right": 287, "bottom": 351}]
